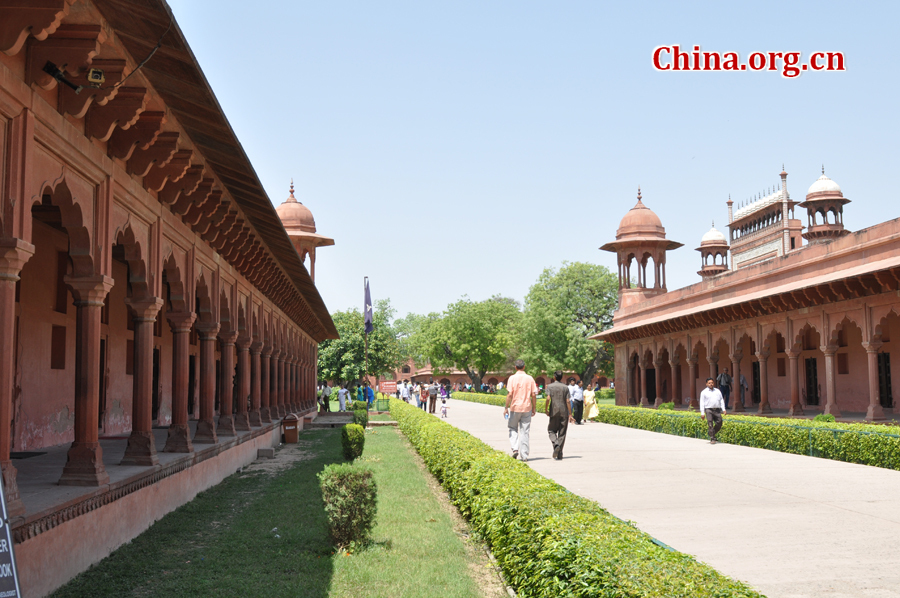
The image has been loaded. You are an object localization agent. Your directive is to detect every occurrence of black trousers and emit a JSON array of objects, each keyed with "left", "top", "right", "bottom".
[
  {"left": 705, "top": 408, "right": 723, "bottom": 440},
  {"left": 572, "top": 400, "right": 584, "bottom": 424}
]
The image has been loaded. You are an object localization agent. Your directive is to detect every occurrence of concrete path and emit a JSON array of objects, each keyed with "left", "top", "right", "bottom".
[{"left": 444, "top": 399, "right": 900, "bottom": 598}]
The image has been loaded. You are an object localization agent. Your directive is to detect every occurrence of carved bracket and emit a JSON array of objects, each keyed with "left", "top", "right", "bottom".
[
  {"left": 107, "top": 110, "right": 166, "bottom": 161},
  {"left": 0, "top": 0, "right": 75, "bottom": 57},
  {"left": 27, "top": 24, "right": 106, "bottom": 90},
  {"left": 183, "top": 189, "right": 223, "bottom": 228},
  {"left": 127, "top": 131, "right": 179, "bottom": 177},
  {"left": 58, "top": 58, "right": 126, "bottom": 118},
  {"left": 159, "top": 165, "right": 203, "bottom": 206},
  {"left": 144, "top": 149, "right": 192, "bottom": 192},
  {"left": 85, "top": 86, "right": 148, "bottom": 141}
]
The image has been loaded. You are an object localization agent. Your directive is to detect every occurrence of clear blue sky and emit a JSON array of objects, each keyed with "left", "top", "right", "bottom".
[{"left": 168, "top": 1, "right": 899, "bottom": 320}]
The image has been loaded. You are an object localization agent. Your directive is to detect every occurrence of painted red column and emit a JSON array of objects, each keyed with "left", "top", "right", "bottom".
[
  {"left": 787, "top": 350, "right": 803, "bottom": 416},
  {"left": 121, "top": 298, "right": 164, "bottom": 465},
  {"left": 249, "top": 341, "right": 262, "bottom": 426},
  {"left": 822, "top": 348, "right": 841, "bottom": 418},
  {"left": 163, "top": 311, "right": 196, "bottom": 453},
  {"left": 293, "top": 357, "right": 300, "bottom": 412},
  {"left": 234, "top": 338, "right": 251, "bottom": 431},
  {"left": 193, "top": 323, "right": 220, "bottom": 444},
  {"left": 283, "top": 354, "right": 291, "bottom": 414},
  {"left": 217, "top": 331, "right": 238, "bottom": 436},
  {"left": 688, "top": 358, "right": 699, "bottom": 410},
  {"left": 0, "top": 239, "right": 34, "bottom": 514},
  {"left": 653, "top": 358, "right": 663, "bottom": 407},
  {"left": 668, "top": 357, "right": 678, "bottom": 405},
  {"left": 731, "top": 355, "right": 745, "bottom": 412},
  {"left": 864, "top": 342, "right": 886, "bottom": 421},
  {"left": 639, "top": 361, "right": 648, "bottom": 407},
  {"left": 59, "top": 275, "right": 114, "bottom": 485},
  {"left": 756, "top": 351, "right": 772, "bottom": 414},
  {"left": 626, "top": 365, "right": 635, "bottom": 404},
  {"left": 260, "top": 346, "right": 272, "bottom": 423}
]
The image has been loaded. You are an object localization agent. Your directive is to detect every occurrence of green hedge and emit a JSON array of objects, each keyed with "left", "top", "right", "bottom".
[
  {"left": 593, "top": 406, "right": 900, "bottom": 470},
  {"left": 388, "top": 398, "right": 762, "bottom": 597},
  {"left": 342, "top": 423, "right": 365, "bottom": 461}
]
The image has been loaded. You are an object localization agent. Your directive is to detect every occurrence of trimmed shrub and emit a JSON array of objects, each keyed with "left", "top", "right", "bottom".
[
  {"left": 352, "top": 409, "right": 368, "bottom": 429},
  {"left": 593, "top": 405, "right": 900, "bottom": 470},
  {"left": 342, "top": 423, "right": 365, "bottom": 461},
  {"left": 349, "top": 400, "right": 368, "bottom": 411},
  {"left": 317, "top": 463, "right": 377, "bottom": 547},
  {"left": 453, "top": 390, "right": 550, "bottom": 413},
  {"left": 388, "top": 398, "right": 762, "bottom": 597},
  {"left": 814, "top": 413, "right": 836, "bottom": 423},
  {"left": 658, "top": 401, "right": 675, "bottom": 410},
  {"left": 598, "top": 388, "right": 615, "bottom": 400}
]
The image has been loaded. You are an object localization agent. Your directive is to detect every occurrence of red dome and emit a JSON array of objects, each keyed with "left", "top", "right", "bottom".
[
  {"left": 615, "top": 190, "right": 666, "bottom": 240},
  {"left": 275, "top": 182, "right": 316, "bottom": 233}
]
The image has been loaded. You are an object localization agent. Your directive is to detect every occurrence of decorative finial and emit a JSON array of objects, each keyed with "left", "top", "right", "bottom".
[
  {"left": 289, "top": 179, "right": 296, "bottom": 200},
  {"left": 637, "top": 185, "right": 642, "bottom": 201},
  {"left": 727, "top": 193, "right": 732, "bottom": 204},
  {"left": 822, "top": 164, "right": 825, "bottom": 175},
  {"left": 712, "top": 220, "right": 715, "bottom": 228}
]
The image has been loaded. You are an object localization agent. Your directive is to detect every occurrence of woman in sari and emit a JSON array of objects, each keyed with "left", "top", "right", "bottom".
[{"left": 583, "top": 383, "right": 597, "bottom": 420}]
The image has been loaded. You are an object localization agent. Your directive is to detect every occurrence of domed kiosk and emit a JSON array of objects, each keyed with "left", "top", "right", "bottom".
[
  {"left": 601, "top": 188, "right": 683, "bottom": 309},
  {"left": 798, "top": 168, "right": 851, "bottom": 244},
  {"left": 275, "top": 181, "right": 334, "bottom": 281},
  {"left": 696, "top": 222, "right": 730, "bottom": 277}
]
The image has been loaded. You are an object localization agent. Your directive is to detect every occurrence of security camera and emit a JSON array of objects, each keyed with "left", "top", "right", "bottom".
[{"left": 86, "top": 68, "right": 105, "bottom": 87}]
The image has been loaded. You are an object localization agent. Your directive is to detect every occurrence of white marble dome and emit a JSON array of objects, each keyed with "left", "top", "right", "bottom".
[
  {"left": 807, "top": 174, "right": 842, "bottom": 196},
  {"left": 700, "top": 224, "right": 728, "bottom": 245}
]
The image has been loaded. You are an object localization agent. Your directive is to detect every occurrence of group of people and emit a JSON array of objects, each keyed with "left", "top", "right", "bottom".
[
  {"left": 394, "top": 380, "right": 451, "bottom": 417},
  {"left": 316, "top": 381, "right": 373, "bottom": 412}
]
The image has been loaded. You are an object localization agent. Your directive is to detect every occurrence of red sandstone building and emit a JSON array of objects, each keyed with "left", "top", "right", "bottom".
[
  {"left": 598, "top": 169, "right": 899, "bottom": 421},
  {"left": 0, "top": 1, "right": 336, "bottom": 594}
]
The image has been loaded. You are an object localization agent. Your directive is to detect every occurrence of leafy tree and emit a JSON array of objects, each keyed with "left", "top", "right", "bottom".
[
  {"left": 318, "top": 299, "right": 403, "bottom": 385},
  {"left": 521, "top": 262, "right": 618, "bottom": 384},
  {"left": 419, "top": 296, "right": 522, "bottom": 389}
]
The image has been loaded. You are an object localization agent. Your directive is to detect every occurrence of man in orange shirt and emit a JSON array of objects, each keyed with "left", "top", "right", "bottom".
[{"left": 503, "top": 359, "right": 538, "bottom": 462}]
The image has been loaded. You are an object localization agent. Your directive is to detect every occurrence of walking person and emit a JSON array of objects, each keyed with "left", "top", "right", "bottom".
[
  {"left": 503, "top": 359, "right": 538, "bottom": 462},
  {"left": 428, "top": 381, "right": 439, "bottom": 414},
  {"left": 716, "top": 367, "right": 733, "bottom": 410},
  {"left": 699, "top": 378, "right": 726, "bottom": 444},
  {"left": 545, "top": 371, "right": 571, "bottom": 460},
  {"left": 570, "top": 379, "right": 585, "bottom": 424},
  {"left": 337, "top": 384, "right": 349, "bottom": 412},
  {"left": 400, "top": 380, "right": 411, "bottom": 403},
  {"left": 322, "top": 382, "right": 332, "bottom": 412}
]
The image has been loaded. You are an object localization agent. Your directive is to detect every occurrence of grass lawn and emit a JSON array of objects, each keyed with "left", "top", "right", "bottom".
[{"left": 52, "top": 427, "right": 499, "bottom": 598}]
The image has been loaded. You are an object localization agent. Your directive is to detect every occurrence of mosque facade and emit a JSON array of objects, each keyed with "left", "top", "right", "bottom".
[
  {"left": 597, "top": 169, "right": 900, "bottom": 421},
  {"left": 0, "top": 1, "right": 335, "bottom": 594}
]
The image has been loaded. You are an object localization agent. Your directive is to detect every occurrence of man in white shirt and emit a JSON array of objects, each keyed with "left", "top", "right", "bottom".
[
  {"left": 400, "top": 380, "right": 411, "bottom": 402},
  {"left": 322, "top": 382, "right": 332, "bottom": 412},
  {"left": 699, "top": 377, "right": 726, "bottom": 444},
  {"left": 337, "top": 384, "right": 349, "bottom": 411},
  {"left": 570, "top": 380, "right": 585, "bottom": 424}
]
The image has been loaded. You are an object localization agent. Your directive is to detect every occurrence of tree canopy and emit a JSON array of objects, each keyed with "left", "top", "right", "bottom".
[
  {"left": 520, "top": 262, "right": 618, "bottom": 383},
  {"left": 417, "top": 296, "right": 522, "bottom": 389},
  {"left": 317, "top": 299, "right": 403, "bottom": 385}
]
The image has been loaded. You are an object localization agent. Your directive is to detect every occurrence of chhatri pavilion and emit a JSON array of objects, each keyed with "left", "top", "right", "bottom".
[{"left": 597, "top": 168, "right": 900, "bottom": 421}]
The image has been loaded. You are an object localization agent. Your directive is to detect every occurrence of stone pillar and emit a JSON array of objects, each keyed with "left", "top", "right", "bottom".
[
  {"left": 708, "top": 354, "right": 718, "bottom": 382},
  {"left": 638, "top": 361, "right": 648, "bottom": 406},
  {"left": 163, "top": 311, "right": 196, "bottom": 453},
  {"left": 59, "top": 275, "right": 115, "bottom": 485},
  {"left": 234, "top": 338, "right": 251, "bottom": 431},
  {"left": 822, "top": 348, "right": 841, "bottom": 418},
  {"left": 260, "top": 347, "right": 272, "bottom": 423},
  {"left": 193, "top": 323, "right": 220, "bottom": 443},
  {"left": 121, "top": 298, "right": 164, "bottom": 465},
  {"left": 653, "top": 358, "right": 664, "bottom": 407},
  {"left": 626, "top": 365, "right": 635, "bottom": 405},
  {"left": 731, "top": 355, "right": 745, "bottom": 412},
  {"left": 275, "top": 352, "right": 284, "bottom": 417},
  {"left": 294, "top": 358, "right": 301, "bottom": 411},
  {"left": 283, "top": 354, "right": 291, "bottom": 413},
  {"left": 669, "top": 357, "right": 679, "bottom": 405},
  {"left": 217, "top": 331, "right": 238, "bottom": 436},
  {"left": 249, "top": 342, "right": 262, "bottom": 426},
  {"left": 756, "top": 351, "right": 772, "bottom": 414},
  {"left": 688, "top": 358, "right": 699, "bottom": 410},
  {"left": 787, "top": 350, "right": 803, "bottom": 416},
  {"left": 0, "top": 239, "right": 34, "bottom": 514},
  {"left": 864, "top": 342, "right": 886, "bottom": 421}
]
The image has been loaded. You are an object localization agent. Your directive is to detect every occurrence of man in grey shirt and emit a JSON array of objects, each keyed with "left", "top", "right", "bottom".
[{"left": 546, "top": 371, "right": 571, "bottom": 460}]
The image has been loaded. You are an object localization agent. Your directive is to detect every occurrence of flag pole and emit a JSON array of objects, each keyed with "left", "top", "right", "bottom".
[{"left": 364, "top": 276, "right": 370, "bottom": 389}]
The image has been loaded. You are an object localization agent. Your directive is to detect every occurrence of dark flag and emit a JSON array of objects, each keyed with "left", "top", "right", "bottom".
[{"left": 364, "top": 278, "right": 374, "bottom": 334}]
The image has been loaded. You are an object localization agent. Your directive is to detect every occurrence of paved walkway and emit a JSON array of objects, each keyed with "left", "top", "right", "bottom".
[{"left": 444, "top": 400, "right": 900, "bottom": 598}]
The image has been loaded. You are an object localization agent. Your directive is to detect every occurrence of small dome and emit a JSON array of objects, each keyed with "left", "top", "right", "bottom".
[
  {"left": 807, "top": 173, "right": 842, "bottom": 196},
  {"left": 616, "top": 188, "right": 666, "bottom": 239},
  {"left": 700, "top": 224, "right": 728, "bottom": 245},
  {"left": 275, "top": 181, "right": 316, "bottom": 233}
]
